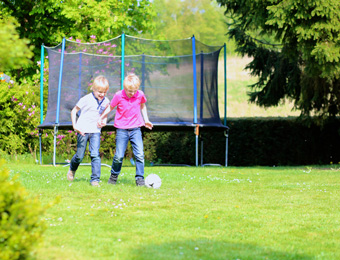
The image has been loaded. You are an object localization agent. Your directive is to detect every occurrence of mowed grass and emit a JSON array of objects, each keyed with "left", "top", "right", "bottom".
[
  {"left": 5, "top": 163, "right": 340, "bottom": 260},
  {"left": 218, "top": 56, "right": 301, "bottom": 118}
]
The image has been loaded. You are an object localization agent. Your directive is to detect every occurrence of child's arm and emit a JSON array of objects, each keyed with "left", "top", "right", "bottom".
[
  {"left": 71, "top": 106, "right": 85, "bottom": 136},
  {"left": 97, "top": 104, "right": 113, "bottom": 128},
  {"left": 141, "top": 103, "right": 153, "bottom": 130}
]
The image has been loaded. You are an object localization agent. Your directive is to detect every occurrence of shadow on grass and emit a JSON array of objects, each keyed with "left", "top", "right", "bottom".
[{"left": 131, "top": 239, "right": 313, "bottom": 260}]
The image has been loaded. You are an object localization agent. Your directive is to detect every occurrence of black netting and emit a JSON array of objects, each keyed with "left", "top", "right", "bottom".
[{"left": 39, "top": 35, "right": 226, "bottom": 130}]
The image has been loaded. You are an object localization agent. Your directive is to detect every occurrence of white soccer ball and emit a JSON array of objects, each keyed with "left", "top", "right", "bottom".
[{"left": 145, "top": 174, "right": 162, "bottom": 189}]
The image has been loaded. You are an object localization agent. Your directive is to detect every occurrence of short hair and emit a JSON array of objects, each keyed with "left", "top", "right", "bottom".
[
  {"left": 91, "top": 75, "right": 109, "bottom": 91},
  {"left": 123, "top": 73, "right": 140, "bottom": 89}
]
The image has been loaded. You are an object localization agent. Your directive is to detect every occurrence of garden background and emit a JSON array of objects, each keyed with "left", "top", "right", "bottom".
[{"left": 1, "top": 1, "right": 340, "bottom": 259}]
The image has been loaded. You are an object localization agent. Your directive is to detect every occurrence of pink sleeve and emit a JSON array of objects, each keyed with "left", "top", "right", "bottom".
[
  {"left": 110, "top": 92, "right": 120, "bottom": 108},
  {"left": 140, "top": 91, "right": 147, "bottom": 104}
]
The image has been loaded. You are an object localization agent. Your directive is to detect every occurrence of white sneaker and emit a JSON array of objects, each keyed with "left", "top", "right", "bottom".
[
  {"left": 91, "top": 181, "right": 100, "bottom": 187},
  {"left": 67, "top": 169, "right": 75, "bottom": 181}
]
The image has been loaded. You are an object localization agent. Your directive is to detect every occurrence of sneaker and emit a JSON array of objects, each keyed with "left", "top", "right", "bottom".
[
  {"left": 108, "top": 174, "right": 118, "bottom": 185},
  {"left": 67, "top": 169, "right": 75, "bottom": 181},
  {"left": 136, "top": 178, "right": 145, "bottom": 187},
  {"left": 91, "top": 181, "right": 100, "bottom": 187}
]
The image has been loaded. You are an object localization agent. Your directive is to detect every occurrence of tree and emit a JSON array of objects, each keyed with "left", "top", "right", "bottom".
[
  {"left": 0, "top": 17, "right": 33, "bottom": 71},
  {"left": 217, "top": 0, "right": 340, "bottom": 120},
  {"left": 146, "top": 0, "right": 233, "bottom": 49},
  {"left": 0, "top": 0, "right": 155, "bottom": 78}
]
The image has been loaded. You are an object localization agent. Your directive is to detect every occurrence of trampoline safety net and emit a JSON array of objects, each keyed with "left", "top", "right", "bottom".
[{"left": 39, "top": 35, "right": 226, "bottom": 130}]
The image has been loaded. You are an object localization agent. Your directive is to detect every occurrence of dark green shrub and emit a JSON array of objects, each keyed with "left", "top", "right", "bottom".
[{"left": 0, "top": 160, "right": 46, "bottom": 260}]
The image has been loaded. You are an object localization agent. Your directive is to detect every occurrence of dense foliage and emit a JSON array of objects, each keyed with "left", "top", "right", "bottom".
[
  {"left": 0, "top": 78, "right": 41, "bottom": 156},
  {"left": 0, "top": 160, "right": 46, "bottom": 260},
  {"left": 0, "top": 17, "right": 33, "bottom": 71},
  {"left": 0, "top": 0, "right": 155, "bottom": 78},
  {"left": 147, "top": 0, "right": 234, "bottom": 49},
  {"left": 217, "top": 0, "right": 340, "bottom": 121}
]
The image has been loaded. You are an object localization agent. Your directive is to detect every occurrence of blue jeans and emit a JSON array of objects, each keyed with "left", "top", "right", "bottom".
[
  {"left": 70, "top": 133, "right": 101, "bottom": 183},
  {"left": 111, "top": 128, "right": 145, "bottom": 179}
]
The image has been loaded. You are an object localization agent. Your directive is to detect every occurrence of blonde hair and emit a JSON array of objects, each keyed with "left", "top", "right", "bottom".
[
  {"left": 123, "top": 73, "right": 140, "bottom": 90},
  {"left": 91, "top": 75, "right": 109, "bottom": 91}
]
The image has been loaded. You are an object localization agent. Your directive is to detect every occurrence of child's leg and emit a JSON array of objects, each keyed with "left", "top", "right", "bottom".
[
  {"left": 111, "top": 129, "right": 129, "bottom": 176},
  {"left": 70, "top": 134, "right": 89, "bottom": 172},
  {"left": 88, "top": 133, "right": 101, "bottom": 183},
  {"left": 129, "top": 128, "right": 145, "bottom": 179}
]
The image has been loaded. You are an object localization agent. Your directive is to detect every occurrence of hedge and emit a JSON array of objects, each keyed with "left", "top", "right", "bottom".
[{"left": 143, "top": 118, "right": 340, "bottom": 166}]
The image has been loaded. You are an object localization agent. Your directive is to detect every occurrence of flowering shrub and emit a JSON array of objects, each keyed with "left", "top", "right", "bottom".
[{"left": 0, "top": 79, "right": 40, "bottom": 156}]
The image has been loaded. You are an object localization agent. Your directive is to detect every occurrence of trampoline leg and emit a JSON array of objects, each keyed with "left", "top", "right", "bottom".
[
  {"left": 225, "top": 129, "right": 229, "bottom": 167},
  {"left": 39, "top": 129, "right": 42, "bottom": 165},
  {"left": 196, "top": 134, "right": 199, "bottom": 167},
  {"left": 195, "top": 125, "right": 199, "bottom": 167},
  {"left": 53, "top": 126, "right": 58, "bottom": 167},
  {"left": 201, "top": 139, "right": 203, "bottom": 166}
]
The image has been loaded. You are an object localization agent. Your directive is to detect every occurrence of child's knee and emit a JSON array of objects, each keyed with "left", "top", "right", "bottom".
[
  {"left": 90, "top": 151, "right": 100, "bottom": 158},
  {"left": 135, "top": 154, "right": 144, "bottom": 162},
  {"left": 113, "top": 156, "right": 124, "bottom": 163}
]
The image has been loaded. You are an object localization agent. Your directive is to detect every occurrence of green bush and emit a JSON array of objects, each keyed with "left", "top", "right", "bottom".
[
  {"left": 0, "top": 160, "right": 46, "bottom": 260},
  {"left": 0, "top": 79, "right": 41, "bottom": 157}
]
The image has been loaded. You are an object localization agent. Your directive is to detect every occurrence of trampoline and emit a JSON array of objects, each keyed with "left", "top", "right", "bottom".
[{"left": 38, "top": 34, "right": 229, "bottom": 166}]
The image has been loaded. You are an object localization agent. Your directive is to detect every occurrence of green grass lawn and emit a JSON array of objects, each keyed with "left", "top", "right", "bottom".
[{"left": 5, "top": 162, "right": 340, "bottom": 260}]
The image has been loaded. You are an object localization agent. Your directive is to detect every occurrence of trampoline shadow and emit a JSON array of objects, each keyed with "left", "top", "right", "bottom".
[{"left": 130, "top": 239, "right": 313, "bottom": 260}]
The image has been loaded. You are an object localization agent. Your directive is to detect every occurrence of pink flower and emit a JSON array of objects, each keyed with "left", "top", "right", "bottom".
[
  {"left": 57, "top": 134, "right": 66, "bottom": 140},
  {"left": 112, "top": 44, "right": 117, "bottom": 48},
  {"left": 90, "top": 35, "right": 96, "bottom": 39},
  {"left": 76, "top": 39, "right": 81, "bottom": 43},
  {"left": 69, "top": 36, "right": 73, "bottom": 40}
]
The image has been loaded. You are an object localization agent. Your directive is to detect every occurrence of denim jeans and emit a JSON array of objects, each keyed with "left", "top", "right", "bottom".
[
  {"left": 70, "top": 133, "right": 101, "bottom": 183},
  {"left": 111, "top": 128, "right": 144, "bottom": 179}
]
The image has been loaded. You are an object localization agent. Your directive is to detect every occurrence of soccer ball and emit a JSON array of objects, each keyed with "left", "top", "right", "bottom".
[{"left": 145, "top": 174, "right": 162, "bottom": 189}]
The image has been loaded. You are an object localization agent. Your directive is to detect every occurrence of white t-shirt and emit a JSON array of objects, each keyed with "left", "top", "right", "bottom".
[{"left": 75, "top": 93, "right": 110, "bottom": 133}]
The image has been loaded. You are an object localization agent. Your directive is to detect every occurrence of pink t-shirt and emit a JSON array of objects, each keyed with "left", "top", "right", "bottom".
[{"left": 110, "top": 89, "right": 147, "bottom": 129}]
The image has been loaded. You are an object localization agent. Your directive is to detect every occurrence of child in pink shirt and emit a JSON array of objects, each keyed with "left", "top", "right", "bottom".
[{"left": 98, "top": 73, "right": 153, "bottom": 186}]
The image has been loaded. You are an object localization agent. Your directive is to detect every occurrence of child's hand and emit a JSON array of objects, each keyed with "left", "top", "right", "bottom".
[
  {"left": 97, "top": 118, "right": 106, "bottom": 128},
  {"left": 74, "top": 128, "right": 85, "bottom": 136},
  {"left": 145, "top": 121, "right": 153, "bottom": 130}
]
